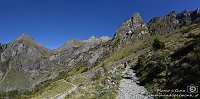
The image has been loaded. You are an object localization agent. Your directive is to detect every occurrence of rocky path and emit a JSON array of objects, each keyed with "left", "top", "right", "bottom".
[
  {"left": 54, "top": 80, "right": 77, "bottom": 99},
  {"left": 117, "top": 68, "right": 154, "bottom": 99}
]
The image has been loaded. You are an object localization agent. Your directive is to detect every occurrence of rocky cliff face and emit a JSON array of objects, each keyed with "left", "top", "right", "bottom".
[
  {"left": 0, "top": 43, "right": 7, "bottom": 52},
  {"left": 113, "top": 12, "right": 149, "bottom": 45},
  {"left": 0, "top": 34, "right": 52, "bottom": 92},
  {"left": 51, "top": 36, "right": 111, "bottom": 66}
]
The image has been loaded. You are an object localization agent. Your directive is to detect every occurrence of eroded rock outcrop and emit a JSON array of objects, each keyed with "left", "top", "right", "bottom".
[{"left": 113, "top": 12, "right": 149, "bottom": 45}]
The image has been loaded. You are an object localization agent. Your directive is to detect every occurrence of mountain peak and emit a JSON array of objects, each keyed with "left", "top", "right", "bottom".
[
  {"left": 167, "top": 11, "right": 177, "bottom": 17},
  {"left": 17, "top": 34, "right": 34, "bottom": 41},
  {"left": 14, "top": 34, "right": 47, "bottom": 49},
  {"left": 132, "top": 12, "right": 141, "bottom": 17},
  {"left": 113, "top": 11, "right": 149, "bottom": 45},
  {"left": 131, "top": 12, "right": 146, "bottom": 27},
  {"left": 131, "top": 12, "right": 143, "bottom": 20},
  {"left": 89, "top": 35, "right": 96, "bottom": 39},
  {"left": 194, "top": 8, "right": 200, "bottom": 14},
  {"left": 197, "top": 8, "right": 200, "bottom": 11}
]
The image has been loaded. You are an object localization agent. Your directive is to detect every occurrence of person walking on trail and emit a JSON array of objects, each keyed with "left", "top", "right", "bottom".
[{"left": 123, "top": 61, "right": 128, "bottom": 72}]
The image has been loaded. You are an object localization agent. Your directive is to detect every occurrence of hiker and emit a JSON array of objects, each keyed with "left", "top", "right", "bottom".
[{"left": 123, "top": 61, "right": 128, "bottom": 72}]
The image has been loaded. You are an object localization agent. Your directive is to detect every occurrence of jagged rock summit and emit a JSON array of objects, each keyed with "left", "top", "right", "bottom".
[
  {"left": 148, "top": 8, "right": 200, "bottom": 35},
  {"left": 114, "top": 12, "right": 149, "bottom": 45}
]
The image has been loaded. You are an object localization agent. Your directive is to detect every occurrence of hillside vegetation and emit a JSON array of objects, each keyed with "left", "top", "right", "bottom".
[{"left": 133, "top": 24, "right": 200, "bottom": 99}]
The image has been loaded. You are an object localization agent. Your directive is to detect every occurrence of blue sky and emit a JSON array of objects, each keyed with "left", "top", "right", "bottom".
[{"left": 0, "top": 0, "right": 199, "bottom": 49}]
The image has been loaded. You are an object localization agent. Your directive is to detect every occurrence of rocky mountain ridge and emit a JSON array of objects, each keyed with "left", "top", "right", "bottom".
[
  {"left": 56, "top": 35, "right": 111, "bottom": 52},
  {"left": 148, "top": 8, "right": 200, "bottom": 35}
]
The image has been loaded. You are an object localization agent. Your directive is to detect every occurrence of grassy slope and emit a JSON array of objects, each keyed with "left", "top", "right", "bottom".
[
  {"left": 0, "top": 69, "right": 28, "bottom": 93},
  {"left": 29, "top": 79, "right": 73, "bottom": 99},
  {"left": 95, "top": 39, "right": 148, "bottom": 69},
  {"left": 133, "top": 24, "right": 200, "bottom": 98},
  {"left": 65, "top": 64, "right": 123, "bottom": 99}
]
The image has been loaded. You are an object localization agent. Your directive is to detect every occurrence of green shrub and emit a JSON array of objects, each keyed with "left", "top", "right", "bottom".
[
  {"left": 56, "top": 71, "right": 69, "bottom": 80},
  {"left": 0, "top": 90, "right": 20, "bottom": 99},
  {"left": 102, "top": 65, "right": 108, "bottom": 76},
  {"left": 152, "top": 37, "right": 165, "bottom": 50},
  {"left": 133, "top": 54, "right": 145, "bottom": 71},
  {"left": 81, "top": 67, "right": 89, "bottom": 73},
  {"left": 92, "top": 70, "right": 101, "bottom": 81}
]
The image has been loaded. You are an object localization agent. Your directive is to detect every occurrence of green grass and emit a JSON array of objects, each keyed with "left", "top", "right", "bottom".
[
  {"left": 65, "top": 64, "right": 123, "bottom": 99},
  {"left": 30, "top": 79, "right": 73, "bottom": 99},
  {"left": 66, "top": 76, "right": 86, "bottom": 85},
  {"left": 0, "top": 69, "right": 28, "bottom": 93},
  {"left": 94, "top": 39, "right": 148, "bottom": 70}
]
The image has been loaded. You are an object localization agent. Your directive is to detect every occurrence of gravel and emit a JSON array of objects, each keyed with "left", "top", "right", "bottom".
[{"left": 117, "top": 68, "right": 154, "bottom": 99}]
